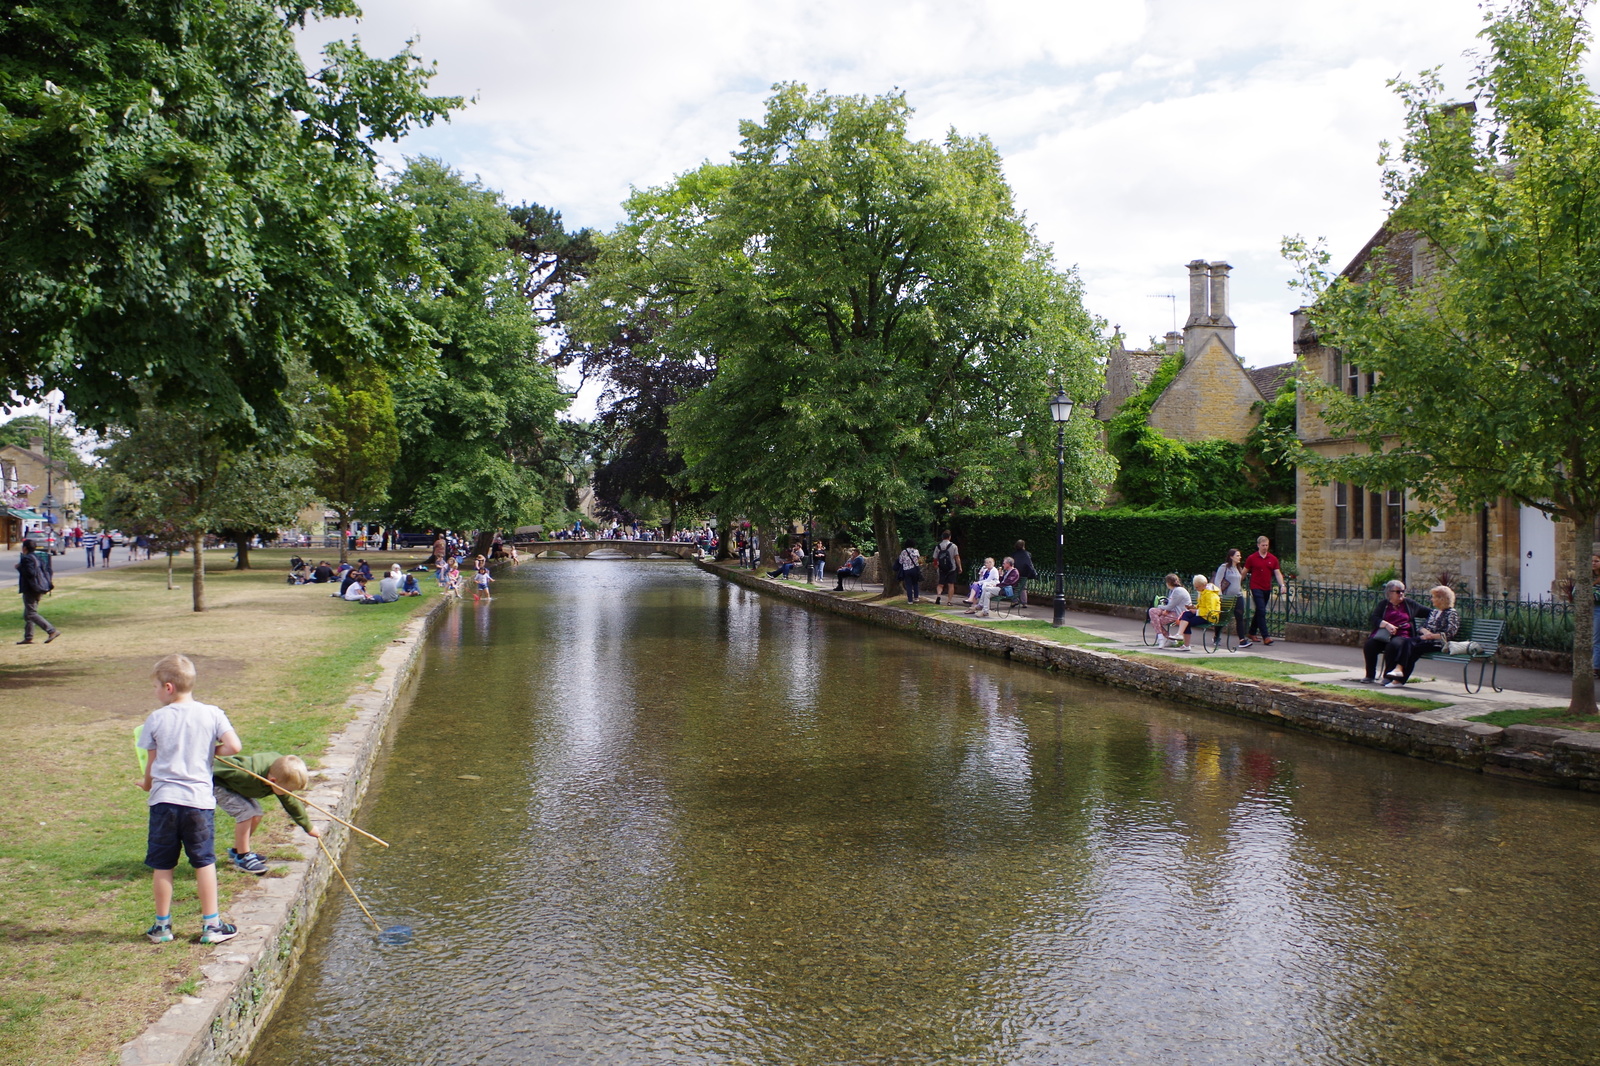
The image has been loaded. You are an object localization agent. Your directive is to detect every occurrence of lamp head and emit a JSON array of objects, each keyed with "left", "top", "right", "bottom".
[{"left": 1048, "top": 390, "right": 1075, "bottom": 424}]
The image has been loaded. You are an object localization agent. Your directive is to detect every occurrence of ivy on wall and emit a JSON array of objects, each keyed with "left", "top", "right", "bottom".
[{"left": 1105, "top": 352, "right": 1297, "bottom": 508}]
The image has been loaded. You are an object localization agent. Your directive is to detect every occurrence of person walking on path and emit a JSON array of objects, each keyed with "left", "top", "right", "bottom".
[
  {"left": 1213, "top": 547, "right": 1247, "bottom": 644},
  {"left": 1240, "top": 536, "right": 1287, "bottom": 648},
  {"left": 16, "top": 538, "right": 59, "bottom": 645},
  {"left": 932, "top": 532, "right": 962, "bottom": 606},
  {"left": 83, "top": 529, "right": 98, "bottom": 568},
  {"left": 1012, "top": 539, "right": 1036, "bottom": 610},
  {"left": 898, "top": 541, "right": 923, "bottom": 604},
  {"left": 100, "top": 533, "right": 113, "bottom": 567}
]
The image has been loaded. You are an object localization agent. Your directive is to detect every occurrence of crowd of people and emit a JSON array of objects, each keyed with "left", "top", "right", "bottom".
[{"left": 1146, "top": 536, "right": 1287, "bottom": 649}]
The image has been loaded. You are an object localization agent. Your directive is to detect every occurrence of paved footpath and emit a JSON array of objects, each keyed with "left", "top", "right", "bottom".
[{"left": 785, "top": 573, "right": 1575, "bottom": 723}]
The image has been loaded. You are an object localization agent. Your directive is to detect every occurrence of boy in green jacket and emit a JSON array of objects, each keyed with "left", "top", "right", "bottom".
[{"left": 212, "top": 753, "right": 321, "bottom": 875}]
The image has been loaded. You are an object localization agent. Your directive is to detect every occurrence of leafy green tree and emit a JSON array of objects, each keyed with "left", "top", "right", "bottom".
[
  {"left": 309, "top": 370, "right": 401, "bottom": 564},
  {"left": 1286, "top": 0, "right": 1600, "bottom": 712},
  {"left": 99, "top": 409, "right": 313, "bottom": 609},
  {"left": 384, "top": 159, "right": 570, "bottom": 535},
  {"left": 0, "top": 0, "right": 459, "bottom": 440},
  {"left": 575, "top": 86, "right": 1112, "bottom": 589}
]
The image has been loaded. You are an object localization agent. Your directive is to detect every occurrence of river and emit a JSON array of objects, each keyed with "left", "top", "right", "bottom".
[{"left": 249, "top": 561, "right": 1600, "bottom": 1065}]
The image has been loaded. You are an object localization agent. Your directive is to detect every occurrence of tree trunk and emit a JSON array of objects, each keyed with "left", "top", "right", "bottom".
[
  {"left": 873, "top": 504, "right": 900, "bottom": 598},
  {"left": 665, "top": 499, "right": 678, "bottom": 540},
  {"left": 338, "top": 511, "right": 351, "bottom": 566},
  {"left": 471, "top": 529, "right": 496, "bottom": 559},
  {"left": 1570, "top": 508, "right": 1597, "bottom": 715},
  {"left": 191, "top": 531, "right": 206, "bottom": 612},
  {"left": 166, "top": 551, "right": 175, "bottom": 591},
  {"left": 234, "top": 538, "right": 251, "bottom": 570}
]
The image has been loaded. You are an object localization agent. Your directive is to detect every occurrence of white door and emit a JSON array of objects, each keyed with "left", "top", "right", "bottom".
[{"left": 1519, "top": 505, "right": 1557, "bottom": 601}]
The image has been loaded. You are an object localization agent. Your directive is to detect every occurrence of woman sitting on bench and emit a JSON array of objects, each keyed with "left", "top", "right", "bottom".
[{"left": 1385, "top": 585, "right": 1460, "bottom": 686}]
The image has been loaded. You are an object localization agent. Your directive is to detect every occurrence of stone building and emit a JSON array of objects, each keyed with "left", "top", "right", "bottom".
[
  {"left": 1097, "top": 260, "right": 1293, "bottom": 443},
  {"left": 1294, "top": 227, "right": 1576, "bottom": 599},
  {"left": 0, "top": 436, "right": 80, "bottom": 548}
]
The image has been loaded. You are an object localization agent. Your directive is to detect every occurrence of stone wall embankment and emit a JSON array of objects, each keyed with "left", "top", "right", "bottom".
[
  {"left": 702, "top": 562, "right": 1600, "bottom": 792},
  {"left": 121, "top": 597, "right": 451, "bottom": 1066}
]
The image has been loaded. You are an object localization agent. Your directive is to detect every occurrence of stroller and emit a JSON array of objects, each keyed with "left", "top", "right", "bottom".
[{"left": 286, "top": 556, "right": 309, "bottom": 584}]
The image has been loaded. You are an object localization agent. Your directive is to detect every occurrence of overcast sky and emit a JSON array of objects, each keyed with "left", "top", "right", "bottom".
[{"left": 295, "top": 0, "right": 1514, "bottom": 385}]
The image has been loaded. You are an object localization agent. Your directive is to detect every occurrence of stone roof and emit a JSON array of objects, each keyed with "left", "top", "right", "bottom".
[
  {"left": 1248, "top": 361, "right": 1295, "bottom": 404},
  {"left": 1125, "top": 351, "right": 1166, "bottom": 389}
]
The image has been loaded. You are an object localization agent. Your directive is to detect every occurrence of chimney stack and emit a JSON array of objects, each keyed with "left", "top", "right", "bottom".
[
  {"left": 1164, "top": 330, "right": 1183, "bottom": 353},
  {"left": 1207, "top": 261, "right": 1234, "bottom": 327},
  {"left": 28, "top": 436, "right": 45, "bottom": 455},
  {"left": 1185, "top": 260, "right": 1209, "bottom": 327}
]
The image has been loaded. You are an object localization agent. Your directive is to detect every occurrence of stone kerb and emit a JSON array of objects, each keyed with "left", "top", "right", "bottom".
[
  {"left": 698, "top": 561, "right": 1600, "bottom": 791},
  {"left": 120, "top": 596, "right": 452, "bottom": 1066}
]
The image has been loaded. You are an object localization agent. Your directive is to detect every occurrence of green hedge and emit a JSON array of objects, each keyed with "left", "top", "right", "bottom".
[{"left": 949, "top": 507, "right": 1295, "bottom": 578}]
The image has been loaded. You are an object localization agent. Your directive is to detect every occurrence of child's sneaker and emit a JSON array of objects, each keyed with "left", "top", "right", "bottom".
[
  {"left": 228, "top": 848, "right": 268, "bottom": 876},
  {"left": 145, "top": 922, "right": 173, "bottom": 944},
  {"left": 200, "top": 921, "right": 239, "bottom": 945}
]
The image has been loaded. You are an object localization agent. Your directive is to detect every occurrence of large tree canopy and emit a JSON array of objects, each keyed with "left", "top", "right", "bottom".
[
  {"left": 0, "top": 0, "right": 459, "bottom": 438},
  {"left": 384, "top": 159, "right": 571, "bottom": 533},
  {"left": 1287, "top": 0, "right": 1600, "bottom": 712},
  {"left": 574, "top": 85, "right": 1111, "bottom": 571}
]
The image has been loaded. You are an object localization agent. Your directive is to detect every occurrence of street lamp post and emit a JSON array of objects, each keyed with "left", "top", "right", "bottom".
[{"left": 1049, "top": 389, "right": 1075, "bottom": 627}]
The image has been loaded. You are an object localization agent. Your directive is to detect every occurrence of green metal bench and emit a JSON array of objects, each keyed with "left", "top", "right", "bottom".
[{"left": 1416, "top": 618, "right": 1505, "bottom": 693}]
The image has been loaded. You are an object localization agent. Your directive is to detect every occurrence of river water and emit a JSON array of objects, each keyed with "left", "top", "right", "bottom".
[{"left": 250, "top": 562, "right": 1600, "bottom": 1065}]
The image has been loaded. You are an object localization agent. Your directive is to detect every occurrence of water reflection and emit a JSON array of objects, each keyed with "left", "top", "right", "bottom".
[{"left": 251, "top": 563, "right": 1600, "bottom": 1066}]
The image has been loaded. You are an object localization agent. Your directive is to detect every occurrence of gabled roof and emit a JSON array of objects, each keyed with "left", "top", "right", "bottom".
[{"left": 1247, "top": 362, "right": 1295, "bottom": 404}]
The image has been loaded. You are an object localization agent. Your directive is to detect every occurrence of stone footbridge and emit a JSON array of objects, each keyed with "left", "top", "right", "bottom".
[{"left": 512, "top": 538, "right": 701, "bottom": 560}]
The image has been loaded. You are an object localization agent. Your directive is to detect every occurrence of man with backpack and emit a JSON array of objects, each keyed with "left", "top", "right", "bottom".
[
  {"left": 933, "top": 531, "right": 963, "bottom": 606},
  {"left": 16, "top": 538, "right": 59, "bottom": 645}
]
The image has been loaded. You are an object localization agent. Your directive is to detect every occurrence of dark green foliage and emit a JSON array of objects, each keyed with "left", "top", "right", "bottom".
[
  {"left": 0, "top": 0, "right": 459, "bottom": 440},
  {"left": 951, "top": 506, "right": 1294, "bottom": 579},
  {"left": 1106, "top": 352, "right": 1295, "bottom": 507}
]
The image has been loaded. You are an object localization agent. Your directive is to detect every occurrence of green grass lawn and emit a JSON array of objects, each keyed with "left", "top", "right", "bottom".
[
  {"left": 1465, "top": 706, "right": 1600, "bottom": 728},
  {"left": 0, "top": 548, "right": 436, "bottom": 1066}
]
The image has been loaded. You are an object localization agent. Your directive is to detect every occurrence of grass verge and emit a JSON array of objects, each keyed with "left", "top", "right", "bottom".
[
  {"left": 0, "top": 547, "right": 435, "bottom": 1066},
  {"left": 1465, "top": 706, "right": 1600, "bottom": 730}
]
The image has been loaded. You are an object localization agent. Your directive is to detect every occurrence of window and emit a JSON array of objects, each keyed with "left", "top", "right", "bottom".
[
  {"left": 1352, "top": 484, "right": 1364, "bottom": 539},
  {"left": 1370, "top": 491, "right": 1384, "bottom": 539},
  {"left": 1345, "top": 358, "right": 1361, "bottom": 396},
  {"left": 1386, "top": 490, "right": 1403, "bottom": 541},
  {"left": 1334, "top": 483, "right": 1348, "bottom": 540}
]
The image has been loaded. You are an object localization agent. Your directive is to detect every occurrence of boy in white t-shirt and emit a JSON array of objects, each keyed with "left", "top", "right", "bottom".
[{"left": 136, "top": 653, "right": 243, "bottom": 944}]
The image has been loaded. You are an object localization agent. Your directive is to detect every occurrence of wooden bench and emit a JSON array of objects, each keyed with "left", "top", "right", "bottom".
[{"left": 1417, "top": 618, "right": 1505, "bottom": 693}]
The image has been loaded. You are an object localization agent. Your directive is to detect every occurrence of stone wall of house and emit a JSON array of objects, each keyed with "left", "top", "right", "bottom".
[{"left": 1148, "top": 334, "right": 1263, "bottom": 444}]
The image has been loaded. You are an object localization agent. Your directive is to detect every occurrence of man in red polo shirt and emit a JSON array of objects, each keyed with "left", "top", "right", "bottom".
[{"left": 1240, "top": 535, "right": 1287, "bottom": 648}]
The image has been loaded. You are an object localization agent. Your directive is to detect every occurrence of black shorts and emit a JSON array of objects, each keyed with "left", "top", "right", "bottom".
[
  {"left": 937, "top": 568, "right": 959, "bottom": 583},
  {"left": 145, "top": 803, "right": 217, "bottom": 870}
]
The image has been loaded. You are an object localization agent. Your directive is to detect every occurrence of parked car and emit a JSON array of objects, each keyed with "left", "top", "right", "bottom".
[{"left": 103, "top": 529, "right": 125, "bottom": 545}]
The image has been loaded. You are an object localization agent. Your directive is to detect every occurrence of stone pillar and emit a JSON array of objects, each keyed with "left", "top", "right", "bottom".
[
  {"left": 1185, "top": 260, "right": 1209, "bottom": 327},
  {"left": 1164, "top": 330, "right": 1183, "bottom": 353}
]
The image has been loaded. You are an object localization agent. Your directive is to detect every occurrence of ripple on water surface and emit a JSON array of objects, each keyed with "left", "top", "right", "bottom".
[{"left": 250, "top": 562, "right": 1600, "bottom": 1065}]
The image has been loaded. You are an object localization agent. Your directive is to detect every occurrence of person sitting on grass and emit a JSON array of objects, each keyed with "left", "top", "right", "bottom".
[
  {"left": 343, "top": 574, "right": 378, "bottom": 603},
  {"left": 1149, "top": 574, "right": 1191, "bottom": 649},
  {"left": 212, "top": 752, "right": 320, "bottom": 875},
  {"left": 833, "top": 547, "right": 865, "bottom": 590},
  {"left": 310, "top": 560, "right": 334, "bottom": 583},
  {"left": 1171, "top": 574, "right": 1220, "bottom": 650},
  {"left": 399, "top": 572, "right": 422, "bottom": 596}
]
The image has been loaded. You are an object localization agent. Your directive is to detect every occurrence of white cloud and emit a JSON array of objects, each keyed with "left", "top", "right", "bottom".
[{"left": 301, "top": 0, "right": 1524, "bottom": 372}]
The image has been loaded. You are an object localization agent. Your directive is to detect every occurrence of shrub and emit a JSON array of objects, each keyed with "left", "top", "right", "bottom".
[{"left": 951, "top": 507, "right": 1295, "bottom": 579}]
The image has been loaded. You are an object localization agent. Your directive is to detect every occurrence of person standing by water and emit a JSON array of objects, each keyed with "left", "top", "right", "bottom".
[
  {"left": 1213, "top": 547, "right": 1247, "bottom": 645},
  {"left": 1240, "top": 536, "right": 1287, "bottom": 648},
  {"left": 16, "top": 539, "right": 59, "bottom": 644}
]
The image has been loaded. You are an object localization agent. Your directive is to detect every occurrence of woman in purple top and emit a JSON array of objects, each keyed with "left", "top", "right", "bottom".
[{"left": 1361, "top": 580, "right": 1426, "bottom": 683}]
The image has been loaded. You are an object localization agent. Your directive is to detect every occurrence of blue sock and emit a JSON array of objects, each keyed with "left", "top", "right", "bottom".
[
  {"left": 201, "top": 912, "right": 219, "bottom": 926},
  {"left": 154, "top": 914, "right": 170, "bottom": 926}
]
